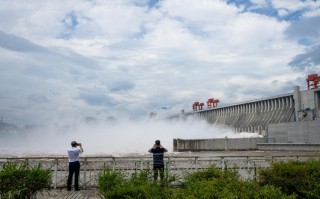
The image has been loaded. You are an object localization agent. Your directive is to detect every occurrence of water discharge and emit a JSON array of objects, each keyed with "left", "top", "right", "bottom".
[{"left": 0, "top": 119, "right": 261, "bottom": 157}]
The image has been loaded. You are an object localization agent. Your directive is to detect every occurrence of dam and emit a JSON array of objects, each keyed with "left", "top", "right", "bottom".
[
  {"left": 168, "top": 74, "right": 320, "bottom": 151},
  {"left": 169, "top": 86, "right": 320, "bottom": 136}
]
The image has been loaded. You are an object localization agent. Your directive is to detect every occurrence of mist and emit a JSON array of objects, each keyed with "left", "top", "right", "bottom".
[{"left": 0, "top": 119, "right": 261, "bottom": 157}]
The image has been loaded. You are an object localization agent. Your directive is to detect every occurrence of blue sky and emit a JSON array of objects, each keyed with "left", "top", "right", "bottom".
[{"left": 0, "top": 0, "right": 319, "bottom": 126}]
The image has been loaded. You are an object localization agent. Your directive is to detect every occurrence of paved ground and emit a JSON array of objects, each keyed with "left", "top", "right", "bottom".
[{"left": 37, "top": 189, "right": 103, "bottom": 199}]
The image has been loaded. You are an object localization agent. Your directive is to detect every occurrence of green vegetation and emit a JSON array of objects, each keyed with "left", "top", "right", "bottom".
[
  {"left": 3, "top": 159, "right": 318, "bottom": 198},
  {"left": 98, "top": 160, "right": 320, "bottom": 199},
  {"left": 98, "top": 168, "right": 174, "bottom": 199},
  {"left": 175, "top": 165, "right": 292, "bottom": 199},
  {"left": 0, "top": 162, "right": 52, "bottom": 199},
  {"left": 258, "top": 159, "right": 320, "bottom": 199}
]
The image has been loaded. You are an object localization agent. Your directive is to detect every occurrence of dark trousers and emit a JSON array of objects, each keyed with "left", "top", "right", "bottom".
[
  {"left": 67, "top": 161, "right": 80, "bottom": 190},
  {"left": 153, "top": 165, "right": 164, "bottom": 181}
]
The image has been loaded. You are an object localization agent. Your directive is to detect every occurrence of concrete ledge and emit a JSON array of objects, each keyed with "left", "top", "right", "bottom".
[
  {"left": 258, "top": 143, "right": 320, "bottom": 151},
  {"left": 174, "top": 138, "right": 269, "bottom": 152}
]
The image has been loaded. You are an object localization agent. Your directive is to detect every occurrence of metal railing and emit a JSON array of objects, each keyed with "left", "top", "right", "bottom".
[{"left": 1, "top": 155, "right": 319, "bottom": 188}]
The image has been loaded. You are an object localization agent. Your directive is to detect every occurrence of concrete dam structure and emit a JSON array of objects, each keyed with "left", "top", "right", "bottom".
[
  {"left": 169, "top": 86, "right": 320, "bottom": 135},
  {"left": 168, "top": 80, "right": 320, "bottom": 151}
]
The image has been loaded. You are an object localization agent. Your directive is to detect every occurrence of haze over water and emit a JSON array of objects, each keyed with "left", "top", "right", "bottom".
[{"left": 0, "top": 119, "right": 261, "bottom": 157}]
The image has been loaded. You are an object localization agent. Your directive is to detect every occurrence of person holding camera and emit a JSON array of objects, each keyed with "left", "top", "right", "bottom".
[
  {"left": 67, "top": 141, "right": 83, "bottom": 191},
  {"left": 148, "top": 140, "right": 168, "bottom": 182}
]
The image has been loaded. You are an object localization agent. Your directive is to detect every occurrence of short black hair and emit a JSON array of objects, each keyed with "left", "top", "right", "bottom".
[
  {"left": 155, "top": 140, "right": 160, "bottom": 145},
  {"left": 71, "top": 141, "right": 77, "bottom": 147}
]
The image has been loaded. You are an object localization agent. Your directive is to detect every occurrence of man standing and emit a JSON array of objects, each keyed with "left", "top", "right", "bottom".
[
  {"left": 148, "top": 140, "right": 168, "bottom": 181},
  {"left": 67, "top": 141, "right": 83, "bottom": 191}
]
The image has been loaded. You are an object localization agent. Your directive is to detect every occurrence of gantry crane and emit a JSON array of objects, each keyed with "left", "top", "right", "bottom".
[{"left": 306, "top": 73, "right": 320, "bottom": 90}]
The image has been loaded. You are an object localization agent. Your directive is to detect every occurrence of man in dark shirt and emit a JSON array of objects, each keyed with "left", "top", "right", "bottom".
[{"left": 148, "top": 140, "right": 168, "bottom": 181}]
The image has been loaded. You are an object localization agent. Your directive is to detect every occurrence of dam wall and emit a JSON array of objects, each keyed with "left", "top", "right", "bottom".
[
  {"left": 268, "top": 120, "right": 320, "bottom": 144},
  {"left": 173, "top": 137, "right": 270, "bottom": 151},
  {"left": 168, "top": 87, "right": 320, "bottom": 136},
  {"left": 257, "top": 143, "right": 320, "bottom": 151},
  {"left": 173, "top": 137, "right": 320, "bottom": 152}
]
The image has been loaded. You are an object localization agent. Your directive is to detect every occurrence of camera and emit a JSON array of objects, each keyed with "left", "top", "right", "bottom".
[{"left": 77, "top": 143, "right": 81, "bottom": 146}]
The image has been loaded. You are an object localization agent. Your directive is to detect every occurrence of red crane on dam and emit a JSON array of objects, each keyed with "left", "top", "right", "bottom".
[
  {"left": 306, "top": 73, "right": 320, "bottom": 90},
  {"left": 207, "top": 98, "right": 220, "bottom": 109},
  {"left": 193, "top": 98, "right": 220, "bottom": 111},
  {"left": 192, "top": 102, "right": 204, "bottom": 111}
]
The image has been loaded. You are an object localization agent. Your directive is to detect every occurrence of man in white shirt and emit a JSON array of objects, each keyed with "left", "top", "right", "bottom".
[{"left": 67, "top": 141, "right": 83, "bottom": 191}]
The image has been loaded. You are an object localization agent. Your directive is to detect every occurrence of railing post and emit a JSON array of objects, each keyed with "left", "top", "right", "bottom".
[
  {"left": 246, "top": 156, "right": 250, "bottom": 180},
  {"left": 221, "top": 157, "right": 225, "bottom": 170},
  {"left": 140, "top": 157, "right": 144, "bottom": 171},
  {"left": 83, "top": 157, "right": 87, "bottom": 189},
  {"left": 54, "top": 158, "right": 58, "bottom": 189},
  {"left": 195, "top": 157, "right": 198, "bottom": 170},
  {"left": 112, "top": 157, "right": 115, "bottom": 171},
  {"left": 253, "top": 161, "right": 257, "bottom": 181},
  {"left": 167, "top": 157, "right": 171, "bottom": 177}
]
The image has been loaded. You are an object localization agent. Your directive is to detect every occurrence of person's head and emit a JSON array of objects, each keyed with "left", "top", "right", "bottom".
[
  {"left": 71, "top": 141, "right": 77, "bottom": 147},
  {"left": 155, "top": 140, "right": 160, "bottom": 146}
]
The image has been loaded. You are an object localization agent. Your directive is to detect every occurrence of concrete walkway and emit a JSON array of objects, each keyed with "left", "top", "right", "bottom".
[{"left": 36, "top": 189, "right": 103, "bottom": 199}]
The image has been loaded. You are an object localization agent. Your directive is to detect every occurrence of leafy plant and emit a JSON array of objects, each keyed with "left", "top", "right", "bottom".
[
  {"left": 258, "top": 159, "right": 320, "bottom": 198},
  {"left": 183, "top": 164, "right": 239, "bottom": 184},
  {"left": 0, "top": 162, "right": 52, "bottom": 199},
  {"left": 98, "top": 167, "right": 126, "bottom": 198},
  {"left": 98, "top": 167, "right": 174, "bottom": 199},
  {"left": 175, "top": 164, "right": 294, "bottom": 199},
  {"left": 98, "top": 161, "right": 320, "bottom": 199}
]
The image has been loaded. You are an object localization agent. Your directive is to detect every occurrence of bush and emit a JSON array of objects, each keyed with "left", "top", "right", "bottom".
[
  {"left": 258, "top": 160, "right": 320, "bottom": 198},
  {"left": 98, "top": 167, "right": 125, "bottom": 198},
  {"left": 183, "top": 164, "right": 239, "bottom": 184},
  {"left": 175, "top": 165, "right": 293, "bottom": 199},
  {"left": 98, "top": 168, "right": 174, "bottom": 199},
  {"left": 0, "top": 162, "right": 52, "bottom": 199},
  {"left": 99, "top": 162, "right": 320, "bottom": 199}
]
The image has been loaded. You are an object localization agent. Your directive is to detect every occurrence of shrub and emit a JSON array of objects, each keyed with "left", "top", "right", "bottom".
[
  {"left": 175, "top": 165, "right": 293, "bottom": 199},
  {"left": 258, "top": 160, "right": 320, "bottom": 198},
  {"left": 98, "top": 168, "right": 174, "bottom": 199},
  {"left": 177, "top": 165, "right": 237, "bottom": 198},
  {"left": 98, "top": 167, "right": 126, "bottom": 198},
  {"left": 0, "top": 162, "right": 52, "bottom": 199},
  {"left": 100, "top": 162, "right": 320, "bottom": 199},
  {"left": 183, "top": 164, "right": 239, "bottom": 184}
]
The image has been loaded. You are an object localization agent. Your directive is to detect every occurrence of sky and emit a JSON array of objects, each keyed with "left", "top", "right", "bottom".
[{"left": 0, "top": 0, "right": 320, "bottom": 126}]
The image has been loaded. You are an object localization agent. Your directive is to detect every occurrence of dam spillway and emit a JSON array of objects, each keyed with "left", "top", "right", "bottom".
[{"left": 167, "top": 86, "right": 320, "bottom": 137}]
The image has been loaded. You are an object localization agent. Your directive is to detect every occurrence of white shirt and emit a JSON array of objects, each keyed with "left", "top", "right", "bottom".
[{"left": 67, "top": 147, "right": 83, "bottom": 162}]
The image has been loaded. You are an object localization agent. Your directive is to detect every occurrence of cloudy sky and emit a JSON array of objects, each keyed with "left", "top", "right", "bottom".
[{"left": 0, "top": 0, "right": 319, "bottom": 126}]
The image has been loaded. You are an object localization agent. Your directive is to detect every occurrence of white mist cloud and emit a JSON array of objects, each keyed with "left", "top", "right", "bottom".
[{"left": 0, "top": 120, "right": 260, "bottom": 156}]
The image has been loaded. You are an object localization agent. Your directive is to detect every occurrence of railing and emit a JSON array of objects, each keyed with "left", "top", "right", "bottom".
[{"left": 1, "top": 155, "right": 319, "bottom": 188}]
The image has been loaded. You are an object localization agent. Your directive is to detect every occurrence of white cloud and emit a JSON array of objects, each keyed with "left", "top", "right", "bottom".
[
  {"left": 0, "top": 0, "right": 318, "bottom": 126},
  {"left": 272, "top": 0, "right": 319, "bottom": 13}
]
